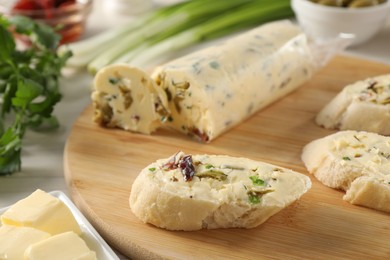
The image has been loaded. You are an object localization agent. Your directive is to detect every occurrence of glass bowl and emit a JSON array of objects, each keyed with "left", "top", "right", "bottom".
[{"left": 0, "top": 0, "right": 93, "bottom": 44}]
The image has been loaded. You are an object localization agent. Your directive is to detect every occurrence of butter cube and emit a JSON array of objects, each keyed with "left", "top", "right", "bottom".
[
  {"left": 0, "top": 225, "right": 50, "bottom": 260},
  {"left": 24, "top": 231, "right": 97, "bottom": 260},
  {"left": 1, "top": 189, "right": 81, "bottom": 235}
]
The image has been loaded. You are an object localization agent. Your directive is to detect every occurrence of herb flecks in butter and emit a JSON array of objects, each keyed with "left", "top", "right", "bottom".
[
  {"left": 196, "top": 170, "right": 227, "bottom": 181},
  {"left": 118, "top": 85, "right": 133, "bottom": 109},
  {"left": 250, "top": 175, "right": 265, "bottom": 186},
  {"left": 358, "top": 79, "right": 390, "bottom": 105},
  {"left": 221, "top": 165, "right": 245, "bottom": 170},
  {"left": 172, "top": 81, "right": 190, "bottom": 90},
  {"left": 109, "top": 77, "right": 121, "bottom": 85},
  {"left": 247, "top": 189, "right": 274, "bottom": 204},
  {"left": 209, "top": 61, "right": 220, "bottom": 70},
  {"left": 205, "top": 164, "right": 214, "bottom": 169},
  {"left": 248, "top": 192, "right": 261, "bottom": 204}
]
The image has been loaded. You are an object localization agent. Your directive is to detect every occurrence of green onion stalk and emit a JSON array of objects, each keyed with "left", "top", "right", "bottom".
[
  {"left": 60, "top": 0, "right": 294, "bottom": 74},
  {"left": 123, "top": 0, "right": 294, "bottom": 69}
]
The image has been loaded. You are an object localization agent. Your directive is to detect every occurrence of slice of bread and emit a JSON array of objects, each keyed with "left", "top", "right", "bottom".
[
  {"left": 302, "top": 130, "right": 390, "bottom": 213},
  {"left": 316, "top": 74, "right": 390, "bottom": 135},
  {"left": 129, "top": 152, "right": 311, "bottom": 231}
]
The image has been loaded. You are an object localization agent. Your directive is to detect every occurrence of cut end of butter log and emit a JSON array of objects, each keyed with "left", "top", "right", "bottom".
[
  {"left": 129, "top": 151, "right": 311, "bottom": 231},
  {"left": 24, "top": 231, "right": 96, "bottom": 260},
  {"left": 302, "top": 130, "right": 390, "bottom": 213},
  {"left": 316, "top": 74, "right": 390, "bottom": 135},
  {"left": 1, "top": 189, "right": 81, "bottom": 235},
  {"left": 92, "top": 64, "right": 169, "bottom": 134}
]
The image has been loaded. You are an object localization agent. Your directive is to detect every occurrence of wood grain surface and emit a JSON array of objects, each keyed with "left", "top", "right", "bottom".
[{"left": 64, "top": 55, "right": 390, "bottom": 259}]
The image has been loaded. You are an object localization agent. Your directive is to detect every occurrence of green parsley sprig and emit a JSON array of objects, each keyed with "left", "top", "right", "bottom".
[{"left": 0, "top": 15, "right": 71, "bottom": 175}]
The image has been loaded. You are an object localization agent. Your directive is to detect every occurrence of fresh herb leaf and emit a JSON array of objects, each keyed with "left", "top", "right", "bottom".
[
  {"left": 205, "top": 164, "right": 214, "bottom": 169},
  {"left": 0, "top": 24, "right": 15, "bottom": 62},
  {"left": 249, "top": 175, "right": 265, "bottom": 186},
  {"left": 10, "top": 15, "right": 60, "bottom": 49},
  {"left": 0, "top": 15, "right": 71, "bottom": 175},
  {"left": 342, "top": 156, "right": 351, "bottom": 161},
  {"left": 12, "top": 78, "right": 43, "bottom": 109},
  {"left": 148, "top": 167, "right": 156, "bottom": 172}
]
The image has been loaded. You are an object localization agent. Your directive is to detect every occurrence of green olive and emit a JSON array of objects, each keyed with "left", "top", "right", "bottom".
[
  {"left": 317, "top": 0, "right": 342, "bottom": 6},
  {"left": 348, "top": 0, "right": 377, "bottom": 7},
  {"left": 341, "top": 0, "right": 354, "bottom": 6}
]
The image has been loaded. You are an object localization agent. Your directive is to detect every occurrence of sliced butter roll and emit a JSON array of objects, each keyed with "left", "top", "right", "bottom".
[
  {"left": 316, "top": 74, "right": 390, "bottom": 135},
  {"left": 152, "top": 20, "right": 314, "bottom": 141},
  {"left": 92, "top": 65, "right": 169, "bottom": 134},
  {"left": 302, "top": 130, "right": 390, "bottom": 213},
  {"left": 92, "top": 20, "right": 315, "bottom": 141},
  {"left": 129, "top": 151, "right": 311, "bottom": 231}
]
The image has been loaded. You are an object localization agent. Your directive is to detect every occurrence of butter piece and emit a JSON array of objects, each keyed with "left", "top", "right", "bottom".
[
  {"left": 1, "top": 189, "right": 81, "bottom": 235},
  {"left": 24, "top": 231, "right": 97, "bottom": 260},
  {"left": 0, "top": 225, "right": 50, "bottom": 260}
]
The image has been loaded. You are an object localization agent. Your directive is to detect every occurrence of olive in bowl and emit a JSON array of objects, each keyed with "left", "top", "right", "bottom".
[{"left": 291, "top": 0, "right": 390, "bottom": 46}]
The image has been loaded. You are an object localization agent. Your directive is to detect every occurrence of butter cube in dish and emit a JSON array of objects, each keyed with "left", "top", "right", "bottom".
[
  {"left": 1, "top": 189, "right": 81, "bottom": 235},
  {"left": 24, "top": 231, "right": 97, "bottom": 260},
  {"left": 0, "top": 225, "right": 50, "bottom": 260}
]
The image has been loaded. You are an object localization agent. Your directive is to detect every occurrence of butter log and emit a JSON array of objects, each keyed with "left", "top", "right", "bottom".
[
  {"left": 92, "top": 20, "right": 315, "bottom": 141},
  {"left": 152, "top": 20, "right": 314, "bottom": 141}
]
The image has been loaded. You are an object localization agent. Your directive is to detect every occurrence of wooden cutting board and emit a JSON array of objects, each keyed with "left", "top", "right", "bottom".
[{"left": 64, "top": 55, "right": 390, "bottom": 260}]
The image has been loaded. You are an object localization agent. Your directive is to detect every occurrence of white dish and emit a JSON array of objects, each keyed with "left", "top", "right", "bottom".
[
  {"left": 291, "top": 0, "right": 390, "bottom": 46},
  {"left": 0, "top": 190, "right": 119, "bottom": 260}
]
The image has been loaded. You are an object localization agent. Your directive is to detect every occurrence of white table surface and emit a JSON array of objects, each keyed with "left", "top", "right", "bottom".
[{"left": 1, "top": 0, "right": 389, "bottom": 258}]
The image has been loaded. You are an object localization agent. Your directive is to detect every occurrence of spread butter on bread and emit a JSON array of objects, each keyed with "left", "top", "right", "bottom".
[{"left": 130, "top": 152, "right": 311, "bottom": 231}]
